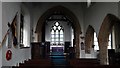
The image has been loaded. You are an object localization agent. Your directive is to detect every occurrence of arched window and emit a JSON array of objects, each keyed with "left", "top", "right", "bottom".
[
  {"left": 94, "top": 32, "right": 99, "bottom": 50},
  {"left": 51, "top": 21, "right": 64, "bottom": 45},
  {"left": 94, "top": 32, "right": 112, "bottom": 50},
  {"left": 20, "top": 14, "right": 24, "bottom": 46},
  {"left": 108, "top": 34, "right": 112, "bottom": 49}
]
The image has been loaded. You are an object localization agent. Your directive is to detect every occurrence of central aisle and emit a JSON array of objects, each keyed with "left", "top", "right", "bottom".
[{"left": 50, "top": 52, "right": 69, "bottom": 68}]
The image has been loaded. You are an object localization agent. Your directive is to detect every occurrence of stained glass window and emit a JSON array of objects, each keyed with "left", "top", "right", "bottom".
[{"left": 51, "top": 22, "right": 64, "bottom": 44}]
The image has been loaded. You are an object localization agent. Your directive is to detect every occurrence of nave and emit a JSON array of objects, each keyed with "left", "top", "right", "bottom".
[{"left": 1, "top": 2, "right": 120, "bottom": 68}]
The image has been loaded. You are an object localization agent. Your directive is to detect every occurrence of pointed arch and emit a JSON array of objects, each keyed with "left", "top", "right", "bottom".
[
  {"left": 35, "top": 5, "right": 81, "bottom": 34},
  {"left": 98, "top": 14, "right": 120, "bottom": 65},
  {"left": 35, "top": 5, "right": 81, "bottom": 58},
  {"left": 85, "top": 25, "right": 95, "bottom": 54}
]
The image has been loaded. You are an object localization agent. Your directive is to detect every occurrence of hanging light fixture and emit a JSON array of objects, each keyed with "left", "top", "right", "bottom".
[{"left": 87, "top": 0, "right": 91, "bottom": 7}]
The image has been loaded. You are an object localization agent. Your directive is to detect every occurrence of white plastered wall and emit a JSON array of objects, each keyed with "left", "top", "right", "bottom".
[
  {"left": 84, "top": 2, "right": 118, "bottom": 37},
  {"left": 84, "top": 2, "right": 118, "bottom": 58},
  {"left": 2, "top": 2, "right": 31, "bottom": 66},
  {"left": 0, "top": 1, "right": 2, "bottom": 68}
]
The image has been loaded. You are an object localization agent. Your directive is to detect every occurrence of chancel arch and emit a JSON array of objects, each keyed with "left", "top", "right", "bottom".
[{"left": 35, "top": 6, "right": 81, "bottom": 58}]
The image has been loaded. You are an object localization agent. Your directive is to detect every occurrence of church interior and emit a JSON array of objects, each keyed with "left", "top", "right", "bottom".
[{"left": 0, "top": 1, "right": 120, "bottom": 68}]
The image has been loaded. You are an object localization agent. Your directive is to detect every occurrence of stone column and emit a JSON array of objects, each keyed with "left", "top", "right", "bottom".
[
  {"left": 75, "top": 33, "right": 80, "bottom": 58},
  {"left": 37, "top": 32, "right": 42, "bottom": 42},
  {"left": 98, "top": 39, "right": 108, "bottom": 65},
  {"left": 34, "top": 33, "right": 38, "bottom": 42}
]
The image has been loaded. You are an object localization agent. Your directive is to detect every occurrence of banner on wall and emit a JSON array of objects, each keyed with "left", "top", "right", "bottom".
[
  {"left": 7, "top": 24, "right": 12, "bottom": 48},
  {"left": 7, "top": 12, "right": 18, "bottom": 48}
]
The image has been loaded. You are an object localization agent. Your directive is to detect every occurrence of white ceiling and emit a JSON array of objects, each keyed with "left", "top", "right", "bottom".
[{"left": 1, "top": 0, "right": 120, "bottom": 2}]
